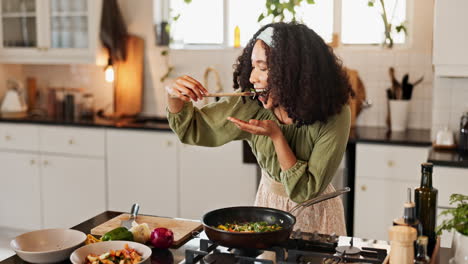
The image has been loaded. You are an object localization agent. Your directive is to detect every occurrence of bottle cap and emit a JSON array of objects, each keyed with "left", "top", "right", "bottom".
[{"left": 421, "top": 162, "right": 433, "bottom": 173}]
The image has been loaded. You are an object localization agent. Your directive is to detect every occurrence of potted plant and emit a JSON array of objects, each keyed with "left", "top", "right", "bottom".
[{"left": 436, "top": 193, "right": 468, "bottom": 263}]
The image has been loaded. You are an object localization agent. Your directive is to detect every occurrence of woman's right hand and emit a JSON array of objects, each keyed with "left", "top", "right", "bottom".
[{"left": 166, "top": 75, "right": 209, "bottom": 102}]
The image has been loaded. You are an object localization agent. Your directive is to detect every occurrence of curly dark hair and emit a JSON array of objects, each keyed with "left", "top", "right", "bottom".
[{"left": 233, "top": 22, "right": 353, "bottom": 126}]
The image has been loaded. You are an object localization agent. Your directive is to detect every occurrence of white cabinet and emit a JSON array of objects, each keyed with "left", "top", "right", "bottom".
[
  {"left": 0, "top": 0, "right": 103, "bottom": 64},
  {"left": 106, "top": 130, "right": 179, "bottom": 217},
  {"left": 433, "top": 0, "right": 468, "bottom": 77},
  {"left": 41, "top": 154, "right": 105, "bottom": 228},
  {"left": 433, "top": 166, "right": 468, "bottom": 248},
  {"left": 179, "top": 142, "right": 257, "bottom": 220},
  {"left": 0, "top": 123, "right": 106, "bottom": 230},
  {"left": 0, "top": 151, "right": 41, "bottom": 230},
  {"left": 354, "top": 143, "right": 429, "bottom": 240},
  {"left": 0, "top": 124, "right": 39, "bottom": 151}
]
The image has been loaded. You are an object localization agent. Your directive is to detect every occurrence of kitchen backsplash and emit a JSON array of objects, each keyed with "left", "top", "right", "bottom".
[
  {"left": 432, "top": 77, "right": 468, "bottom": 139},
  {"left": 0, "top": 48, "right": 433, "bottom": 130}
]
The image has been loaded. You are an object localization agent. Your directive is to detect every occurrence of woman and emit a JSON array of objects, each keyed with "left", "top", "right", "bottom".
[{"left": 166, "top": 22, "right": 353, "bottom": 235}]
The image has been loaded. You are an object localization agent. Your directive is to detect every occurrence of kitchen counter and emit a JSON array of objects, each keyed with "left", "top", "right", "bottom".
[
  {"left": 348, "top": 126, "right": 432, "bottom": 146},
  {"left": 1, "top": 211, "right": 195, "bottom": 264},
  {"left": 428, "top": 148, "right": 468, "bottom": 168},
  {"left": 0, "top": 116, "right": 172, "bottom": 131},
  {"left": 0, "top": 211, "right": 453, "bottom": 264}
]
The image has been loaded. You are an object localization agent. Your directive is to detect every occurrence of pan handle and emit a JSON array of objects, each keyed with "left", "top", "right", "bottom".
[{"left": 288, "top": 187, "right": 351, "bottom": 214}]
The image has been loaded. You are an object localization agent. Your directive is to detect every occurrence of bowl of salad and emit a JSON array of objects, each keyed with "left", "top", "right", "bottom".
[{"left": 70, "top": 241, "right": 151, "bottom": 264}]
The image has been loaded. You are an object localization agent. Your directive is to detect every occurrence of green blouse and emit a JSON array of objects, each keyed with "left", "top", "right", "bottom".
[{"left": 167, "top": 96, "right": 350, "bottom": 203}]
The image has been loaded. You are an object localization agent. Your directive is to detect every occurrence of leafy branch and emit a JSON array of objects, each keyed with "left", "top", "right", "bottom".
[
  {"left": 258, "top": 0, "right": 315, "bottom": 23},
  {"left": 436, "top": 194, "right": 468, "bottom": 236},
  {"left": 368, "top": 0, "right": 407, "bottom": 48}
]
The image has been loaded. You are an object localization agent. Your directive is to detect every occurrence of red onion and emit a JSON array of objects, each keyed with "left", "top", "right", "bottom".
[{"left": 150, "top": 228, "right": 174, "bottom": 249}]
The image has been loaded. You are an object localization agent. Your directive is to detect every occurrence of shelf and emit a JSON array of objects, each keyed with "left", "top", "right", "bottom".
[{"left": 1, "top": 12, "right": 36, "bottom": 18}]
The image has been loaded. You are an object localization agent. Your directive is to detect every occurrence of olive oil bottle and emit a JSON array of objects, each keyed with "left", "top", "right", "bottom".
[{"left": 414, "top": 163, "right": 438, "bottom": 257}]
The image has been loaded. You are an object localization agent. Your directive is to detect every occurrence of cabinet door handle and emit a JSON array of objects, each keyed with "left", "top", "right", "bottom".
[
  {"left": 68, "top": 139, "right": 75, "bottom": 145},
  {"left": 166, "top": 140, "right": 173, "bottom": 147},
  {"left": 43, "top": 160, "right": 49, "bottom": 166},
  {"left": 387, "top": 160, "right": 395, "bottom": 167},
  {"left": 361, "top": 185, "right": 367, "bottom": 191},
  {"left": 30, "top": 159, "right": 36, "bottom": 165},
  {"left": 5, "top": 135, "right": 12, "bottom": 141}
]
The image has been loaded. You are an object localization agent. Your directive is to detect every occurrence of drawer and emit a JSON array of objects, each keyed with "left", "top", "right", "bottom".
[
  {"left": 433, "top": 166, "right": 468, "bottom": 207},
  {"left": 39, "top": 126, "right": 105, "bottom": 157},
  {"left": 0, "top": 124, "right": 39, "bottom": 151},
  {"left": 356, "top": 143, "right": 429, "bottom": 181}
]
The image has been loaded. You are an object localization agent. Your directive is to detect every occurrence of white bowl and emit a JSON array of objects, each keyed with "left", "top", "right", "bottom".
[
  {"left": 10, "top": 228, "right": 87, "bottom": 263},
  {"left": 70, "top": 241, "right": 152, "bottom": 264}
]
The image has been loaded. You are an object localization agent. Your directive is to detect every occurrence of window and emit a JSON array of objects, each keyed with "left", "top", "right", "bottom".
[
  {"left": 341, "top": 0, "right": 406, "bottom": 45},
  {"left": 158, "top": 0, "right": 407, "bottom": 48}
]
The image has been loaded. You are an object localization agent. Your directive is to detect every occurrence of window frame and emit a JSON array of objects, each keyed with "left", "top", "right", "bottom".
[{"left": 162, "top": 0, "right": 413, "bottom": 50}]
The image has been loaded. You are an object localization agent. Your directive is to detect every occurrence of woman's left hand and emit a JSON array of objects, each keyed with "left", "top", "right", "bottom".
[{"left": 227, "top": 117, "right": 282, "bottom": 139}]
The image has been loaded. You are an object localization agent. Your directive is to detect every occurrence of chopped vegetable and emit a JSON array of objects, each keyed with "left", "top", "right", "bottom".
[
  {"left": 84, "top": 244, "right": 142, "bottom": 264},
  {"left": 129, "top": 223, "right": 151, "bottom": 244},
  {"left": 216, "top": 222, "right": 282, "bottom": 233}
]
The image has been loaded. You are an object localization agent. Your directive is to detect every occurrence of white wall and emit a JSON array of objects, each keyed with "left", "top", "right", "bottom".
[
  {"left": 0, "top": 0, "right": 434, "bottom": 130},
  {"left": 432, "top": 77, "right": 468, "bottom": 140}
]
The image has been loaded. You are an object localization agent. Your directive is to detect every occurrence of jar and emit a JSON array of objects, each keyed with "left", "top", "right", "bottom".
[{"left": 80, "top": 93, "right": 94, "bottom": 120}]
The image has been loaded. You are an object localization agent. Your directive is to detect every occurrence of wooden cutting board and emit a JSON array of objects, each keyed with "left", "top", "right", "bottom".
[
  {"left": 90, "top": 213, "right": 203, "bottom": 247},
  {"left": 114, "top": 35, "right": 144, "bottom": 117}
]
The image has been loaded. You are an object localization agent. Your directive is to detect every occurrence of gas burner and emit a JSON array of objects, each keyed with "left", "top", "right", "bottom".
[
  {"left": 203, "top": 253, "right": 237, "bottom": 264},
  {"left": 184, "top": 234, "right": 387, "bottom": 264},
  {"left": 335, "top": 237, "right": 361, "bottom": 255}
]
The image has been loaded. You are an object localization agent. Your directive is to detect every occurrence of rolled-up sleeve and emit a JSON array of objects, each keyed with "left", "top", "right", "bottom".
[
  {"left": 279, "top": 105, "right": 351, "bottom": 203},
  {"left": 167, "top": 95, "right": 261, "bottom": 147}
]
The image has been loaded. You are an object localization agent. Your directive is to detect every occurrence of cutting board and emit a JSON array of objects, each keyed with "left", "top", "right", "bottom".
[
  {"left": 114, "top": 35, "right": 144, "bottom": 117},
  {"left": 90, "top": 214, "right": 203, "bottom": 247}
]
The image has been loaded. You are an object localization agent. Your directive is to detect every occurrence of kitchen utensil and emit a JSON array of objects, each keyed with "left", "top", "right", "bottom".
[
  {"left": 388, "top": 225, "right": 417, "bottom": 264},
  {"left": 121, "top": 203, "right": 139, "bottom": 229},
  {"left": 90, "top": 214, "right": 202, "bottom": 247},
  {"left": 70, "top": 241, "right": 151, "bottom": 264},
  {"left": 26, "top": 77, "right": 37, "bottom": 112},
  {"left": 0, "top": 79, "right": 28, "bottom": 118},
  {"left": 202, "top": 187, "right": 350, "bottom": 249},
  {"left": 401, "top": 74, "right": 410, "bottom": 100},
  {"left": 389, "top": 67, "right": 402, "bottom": 100},
  {"left": 114, "top": 35, "right": 144, "bottom": 117},
  {"left": 345, "top": 67, "right": 368, "bottom": 127},
  {"left": 10, "top": 228, "right": 86, "bottom": 263}
]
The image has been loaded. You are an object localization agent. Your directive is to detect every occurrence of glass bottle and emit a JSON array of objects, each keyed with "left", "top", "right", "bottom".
[
  {"left": 460, "top": 111, "right": 468, "bottom": 154},
  {"left": 414, "top": 163, "right": 438, "bottom": 257},
  {"left": 234, "top": 25, "right": 240, "bottom": 48},
  {"left": 414, "top": 236, "right": 430, "bottom": 263}
]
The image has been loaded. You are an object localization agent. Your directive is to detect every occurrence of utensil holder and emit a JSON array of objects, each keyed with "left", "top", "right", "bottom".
[{"left": 389, "top": 100, "right": 409, "bottom": 132}]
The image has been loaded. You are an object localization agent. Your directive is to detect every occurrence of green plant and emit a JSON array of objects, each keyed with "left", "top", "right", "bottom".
[
  {"left": 367, "top": 0, "right": 407, "bottom": 48},
  {"left": 436, "top": 194, "right": 468, "bottom": 236},
  {"left": 258, "top": 0, "right": 315, "bottom": 23}
]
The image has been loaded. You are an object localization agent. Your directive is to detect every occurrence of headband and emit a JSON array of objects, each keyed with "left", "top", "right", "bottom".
[{"left": 256, "top": 27, "right": 274, "bottom": 47}]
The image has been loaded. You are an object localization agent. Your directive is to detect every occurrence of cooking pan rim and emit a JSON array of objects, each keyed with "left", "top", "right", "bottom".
[{"left": 202, "top": 206, "right": 296, "bottom": 235}]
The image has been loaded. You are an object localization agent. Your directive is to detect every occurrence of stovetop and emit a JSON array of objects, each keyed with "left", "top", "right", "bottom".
[{"left": 181, "top": 231, "right": 390, "bottom": 264}]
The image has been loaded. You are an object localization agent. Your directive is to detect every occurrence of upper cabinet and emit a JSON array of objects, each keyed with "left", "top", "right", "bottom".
[
  {"left": 0, "top": 0, "right": 103, "bottom": 64},
  {"left": 433, "top": 0, "right": 468, "bottom": 77}
]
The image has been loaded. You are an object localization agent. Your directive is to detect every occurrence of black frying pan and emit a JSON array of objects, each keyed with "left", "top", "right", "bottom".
[{"left": 202, "top": 187, "right": 350, "bottom": 249}]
